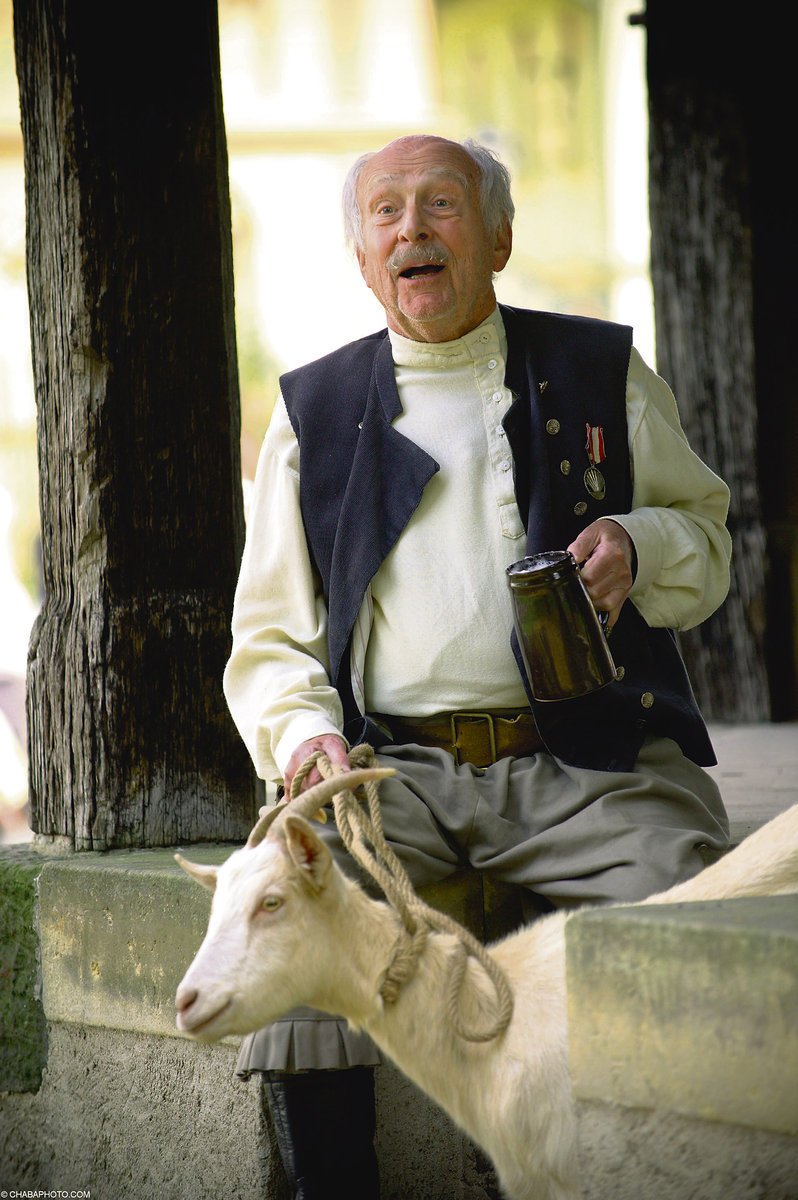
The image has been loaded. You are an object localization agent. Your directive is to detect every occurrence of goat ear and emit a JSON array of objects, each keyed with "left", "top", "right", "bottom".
[
  {"left": 174, "top": 854, "right": 219, "bottom": 892},
  {"left": 283, "top": 815, "right": 332, "bottom": 894}
]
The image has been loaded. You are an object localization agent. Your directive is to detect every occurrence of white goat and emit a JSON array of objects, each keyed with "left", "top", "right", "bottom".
[{"left": 175, "top": 770, "right": 798, "bottom": 1200}]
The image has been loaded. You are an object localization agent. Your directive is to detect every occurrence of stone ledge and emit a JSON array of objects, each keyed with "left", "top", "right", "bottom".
[
  {"left": 0, "top": 844, "right": 239, "bottom": 1092},
  {"left": 36, "top": 845, "right": 236, "bottom": 1038},
  {"left": 6, "top": 842, "right": 797, "bottom": 1149},
  {"left": 566, "top": 895, "right": 798, "bottom": 1137}
]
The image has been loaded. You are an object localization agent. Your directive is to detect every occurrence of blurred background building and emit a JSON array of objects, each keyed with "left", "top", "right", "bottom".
[{"left": 0, "top": 0, "right": 651, "bottom": 837}]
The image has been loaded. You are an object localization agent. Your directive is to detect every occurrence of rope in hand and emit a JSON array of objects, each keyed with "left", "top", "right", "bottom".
[{"left": 289, "top": 746, "right": 514, "bottom": 1044}]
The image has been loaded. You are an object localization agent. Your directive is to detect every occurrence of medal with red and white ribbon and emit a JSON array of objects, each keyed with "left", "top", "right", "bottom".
[{"left": 584, "top": 423, "right": 606, "bottom": 500}]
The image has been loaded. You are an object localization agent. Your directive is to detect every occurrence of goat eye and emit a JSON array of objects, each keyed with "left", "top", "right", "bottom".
[{"left": 261, "top": 895, "right": 282, "bottom": 912}]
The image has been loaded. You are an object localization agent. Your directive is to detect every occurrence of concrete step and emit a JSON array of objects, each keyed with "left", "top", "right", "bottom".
[{"left": 567, "top": 893, "right": 798, "bottom": 1199}]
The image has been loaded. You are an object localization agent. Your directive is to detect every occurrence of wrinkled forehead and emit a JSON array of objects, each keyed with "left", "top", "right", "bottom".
[{"left": 357, "top": 137, "right": 480, "bottom": 204}]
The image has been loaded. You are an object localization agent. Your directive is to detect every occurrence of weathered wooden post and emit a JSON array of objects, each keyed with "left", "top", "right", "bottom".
[
  {"left": 14, "top": 0, "right": 259, "bottom": 848},
  {"left": 644, "top": 0, "right": 773, "bottom": 720}
]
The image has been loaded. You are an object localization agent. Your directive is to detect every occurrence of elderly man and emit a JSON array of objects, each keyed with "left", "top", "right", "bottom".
[{"left": 224, "top": 135, "right": 731, "bottom": 1199}]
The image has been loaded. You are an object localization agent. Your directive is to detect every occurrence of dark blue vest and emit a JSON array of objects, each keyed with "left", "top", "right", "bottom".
[{"left": 281, "top": 304, "right": 716, "bottom": 771}]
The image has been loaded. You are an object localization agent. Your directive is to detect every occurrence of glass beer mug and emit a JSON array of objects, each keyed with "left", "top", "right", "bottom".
[{"left": 506, "top": 550, "right": 617, "bottom": 701}]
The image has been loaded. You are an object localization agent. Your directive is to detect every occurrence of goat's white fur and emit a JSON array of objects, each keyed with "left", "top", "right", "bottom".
[{"left": 175, "top": 793, "right": 798, "bottom": 1200}]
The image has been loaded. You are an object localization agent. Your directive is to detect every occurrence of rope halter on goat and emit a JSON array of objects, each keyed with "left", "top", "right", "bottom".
[{"left": 256, "top": 746, "right": 514, "bottom": 1044}]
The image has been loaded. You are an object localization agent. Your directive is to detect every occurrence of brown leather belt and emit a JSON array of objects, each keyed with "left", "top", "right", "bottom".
[{"left": 372, "top": 709, "right": 545, "bottom": 769}]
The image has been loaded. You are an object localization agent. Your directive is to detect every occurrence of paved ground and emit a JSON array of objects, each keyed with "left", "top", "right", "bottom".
[{"left": 706, "top": 722, "right": 798, "bottom": 842}]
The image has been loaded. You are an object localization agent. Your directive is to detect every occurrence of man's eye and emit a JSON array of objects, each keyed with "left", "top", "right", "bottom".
[
  {"left": 261, "top": 895, "right": 282, "bottom": 912},
  {"left": 376, "top": 204, "right": 395, "bottom": 216},
  {"left": 431, "top": 198, "right": 452, "bottom": 207}
]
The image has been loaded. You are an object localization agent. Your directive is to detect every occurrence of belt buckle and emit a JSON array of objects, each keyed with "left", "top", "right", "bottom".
[{"left": 450, "top": 711, "right": 497, "bottom": 768}]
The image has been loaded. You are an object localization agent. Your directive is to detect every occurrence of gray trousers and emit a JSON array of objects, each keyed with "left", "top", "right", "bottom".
[{"left": 236, "top": 736, "right": 729, "bottom": 1075}]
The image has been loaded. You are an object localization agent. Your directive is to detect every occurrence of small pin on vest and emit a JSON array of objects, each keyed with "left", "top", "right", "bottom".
[
  {"left": 584, "top": 423, "right": 606, "bottom": 499},
  {"left": 583, "top": 466, "right": 606, "bottom": 500}
]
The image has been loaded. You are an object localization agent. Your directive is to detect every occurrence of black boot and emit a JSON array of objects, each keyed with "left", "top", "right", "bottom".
[{"left": 265, "top": 1067, "right": 380, "bottom": 1200}]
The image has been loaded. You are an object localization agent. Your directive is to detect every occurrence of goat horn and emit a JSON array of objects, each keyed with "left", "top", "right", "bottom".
[
  {"left": 246, "top": 767, "right": 396, "bottom": 849},
  {"left": 246, "top": 801, "right": 289, "bottom": 848},
  {"left": 289, "top": 766, "right": 395, "bottom": 822}
]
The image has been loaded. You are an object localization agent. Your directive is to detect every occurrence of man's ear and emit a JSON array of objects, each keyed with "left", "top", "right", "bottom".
[
  {"left": 283, "top": 815, "right": 333, "bottom": 894},
  {"left": 492, "top": 216, "right": 512, "bottom": 274},
  {"left": 355, "top": 245, "right": 372, "bottom": 288}
]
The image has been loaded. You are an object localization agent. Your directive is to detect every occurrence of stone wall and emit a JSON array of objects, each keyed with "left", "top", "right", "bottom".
[{"left": 2, "top": 841, "right": 797, "bottom": 1199}]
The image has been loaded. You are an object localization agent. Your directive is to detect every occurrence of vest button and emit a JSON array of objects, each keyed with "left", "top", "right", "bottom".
[
  {"left": 559, "top": 459, "right": 571, "bottom": 475},
  {"left": 573, "top": 501, "right": 588, "bottom": 516},
  {"left": 640, "top": 691, "right": 654, "bottom": 709},
  {"left": 546, "top": 418, "right": 561, "bottom": 435},
  {"left": 615, "top": 665, "right": 625, "bottom": 680}
]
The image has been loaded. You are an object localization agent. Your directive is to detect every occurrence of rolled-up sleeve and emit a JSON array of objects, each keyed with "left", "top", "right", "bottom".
[
  {"left": 223, "top": 396, "right": 345, "bottom": 783},
  {"left": 608, "top": 348, "right": 732, "bottom": 631}
]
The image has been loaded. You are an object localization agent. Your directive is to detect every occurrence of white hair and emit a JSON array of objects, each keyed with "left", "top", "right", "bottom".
[{"left": 342, "top": 136, "right": 515, "bottom": 252}]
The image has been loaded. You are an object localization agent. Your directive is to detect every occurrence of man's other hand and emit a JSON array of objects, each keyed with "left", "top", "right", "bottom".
[
  {"left": 283, "top": 733, "right": 351, "bottom": 798},
  {"left": 567, "top": 519, "right": 635, "bottom": 631}
]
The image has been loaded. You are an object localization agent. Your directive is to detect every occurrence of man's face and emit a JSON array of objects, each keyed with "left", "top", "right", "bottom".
[{"left": 355, "top": 137, "right": 512, "bottom": 343}]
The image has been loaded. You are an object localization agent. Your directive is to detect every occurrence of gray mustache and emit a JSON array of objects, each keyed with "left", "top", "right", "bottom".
[{"left": 388, "top": 244, "right": 450, "bottom": 274}]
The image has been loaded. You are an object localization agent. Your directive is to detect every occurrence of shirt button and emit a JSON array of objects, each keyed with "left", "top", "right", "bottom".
[
  {"left": 559, "top": 459, "right": 571, "bottom": 475},
  {"left": 497, "top": 427, "right": 506, "bottom": 438},
  {"left": 493, "top": 391, "right": 502, "bottom": 402},
  {"left": 574, "top": 501, "right": 588, "bottom": 516},
  {"left": 480, "top": 333, "right": 489, "bottom": 342},
  {"left": 488, "top": 359, "right": 497, "bottom": 370},
  {"left": 641, "top": 692, "right": 654, "bottom": 709},
  {"left": 546, "top": 418, "right": 560, "bottom": 435},
  {"left": 500, "top": 460, "right": 512, "bottom": 472}
]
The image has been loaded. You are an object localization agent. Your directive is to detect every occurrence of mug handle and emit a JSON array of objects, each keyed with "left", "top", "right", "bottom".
[{"left": 576, "top": 556, "right": 612, "bottom": 638}]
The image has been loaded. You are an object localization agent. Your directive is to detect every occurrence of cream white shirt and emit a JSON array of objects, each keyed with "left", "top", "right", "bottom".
[{"left": 224, "top": 310, "right": 731, "bottom": 783}]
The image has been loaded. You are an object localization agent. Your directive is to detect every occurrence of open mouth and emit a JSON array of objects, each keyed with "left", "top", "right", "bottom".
[{"left": 399, "top": 264, "right": 445, "bottom": 279}]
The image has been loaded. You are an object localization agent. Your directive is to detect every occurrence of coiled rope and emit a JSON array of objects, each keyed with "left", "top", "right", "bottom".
[{"left": 289, "top": 746, "right": 514, "bottom": 1044}]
